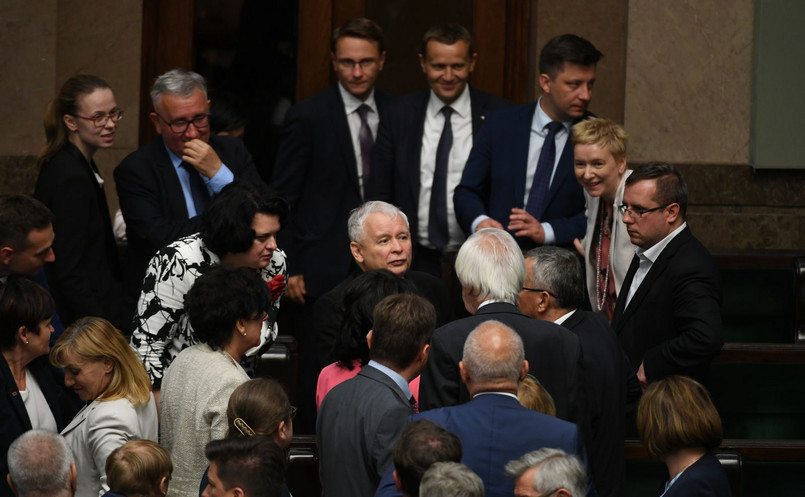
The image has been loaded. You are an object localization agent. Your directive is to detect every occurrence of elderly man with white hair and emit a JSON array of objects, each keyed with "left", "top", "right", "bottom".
[
  {"left": 418, "top": 227, "right": 586, "bottom": 426},
  {"left": 7, "top": 430, "right": 76, "bottom": 497},
  {"left": 506, "top": 448, "right": 588, "bottom": 497}
]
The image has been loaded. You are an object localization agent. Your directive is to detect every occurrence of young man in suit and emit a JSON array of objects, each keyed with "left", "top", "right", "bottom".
[
  {"left": 317, "top": 294, "right": 436, "bottom": 497},
  {"left": 454, "top": 34, "right": 602, "bottom": 249},
  {"left": 272, "top": 18, "right": 391, "bottom": 431},
  {"left": 520, "top": 246, "right": 629, "bottom": 497},
  {"left": 370, "top": 23, "right": 510, "bottom": 276},
  {"left": 613, "top": 162, "right": 723, "bottom": 387},
  {"left": 115, "top": 69, "right": 261, "bottom": 315}
]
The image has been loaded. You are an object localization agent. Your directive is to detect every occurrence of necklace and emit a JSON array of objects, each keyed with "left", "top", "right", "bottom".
[{"left": 594, "top": 204, "right": 611, "bottom": 312}]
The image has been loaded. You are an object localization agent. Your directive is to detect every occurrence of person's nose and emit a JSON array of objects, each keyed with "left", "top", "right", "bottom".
[
  {"left": 579, "top": 84, "right": 592, "bottom": 102},
  {"left": 184, "top": 123, "right": 200, "bottom": 139},
  {"left": 444, "top": 67, "right": 454, "bottom": 81},
  {"left": 45, "top": 248, "right": 55, "bottom": 263},
  {"left": 64, "top": 372, "right": 75, "bottom": 387},
  {"left": 583, "top": 166, "right": 595, "bottom": 181},
  {"left": 352, "top": 63, "right": 364, "bottom": 79},
  {"left": 265, "top": 235, "right": 277, "bottom": 251}
]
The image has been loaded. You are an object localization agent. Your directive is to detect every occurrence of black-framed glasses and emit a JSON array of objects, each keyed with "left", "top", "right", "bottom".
[
  {"left": 618, "top": 203, "right": 669, "bottom": 218},
  {"left": 155, "top": 112, "right": 210, "bottom": 134},
  {"left": 74, "top": 109, "right": 124, "bottom": 127},
  {"left": 521, "top": 287, "right": 558, "bottom": 298}
]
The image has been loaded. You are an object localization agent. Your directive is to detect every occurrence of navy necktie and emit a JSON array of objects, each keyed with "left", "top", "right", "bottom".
[
  {"left": 180, "top": 162, "right": 209, "bottom": 215},
  {"left": 525, "top": 121, "right": 563, "bottom": 220},
  {"left": 428, "top": 106, "right": 453, "bottom": 249},
  {"left": 357, "top": 104, "right": 373, "bottom": 192}
]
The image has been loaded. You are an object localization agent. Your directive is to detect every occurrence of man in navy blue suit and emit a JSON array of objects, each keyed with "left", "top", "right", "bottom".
[
  {"left": 454, "top": 34, "right": 602, "bottom": 249},
  {"left": 370, "top": 23, "right": 510, "bottom": 276},
  {"left": 376, "top": 320, "right": 589, "bottom": 497}
]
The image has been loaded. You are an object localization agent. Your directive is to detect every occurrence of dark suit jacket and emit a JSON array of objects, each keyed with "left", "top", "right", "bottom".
[
  {"left": 369, "top": 87, "right": 511, "bottom": 243},
  {"left": 272, "top": 83, "right": 392, "bottom": 298},
  {"left": 0, "top": 355, "right": 76, "bottom": 497},
  {"left": 114, "top": 134, "right": 259, "bottom": 305},
  {"left": 453, "top": 103, "right": 589, "bottom": 246},
  {"left": 418, "top": 302, "right": 585, "bottom": 425},
  {"left": 34, "top": 142, "right": 125, "bottom": 329},
  {"left": 662, "top": 453, "right": 732, "bottom": 497},
  {"left": 313, "top": 269, "right": 451, "bottom": 369},
  {"left": 561, "top": 310, "right": 629, "bottom": 497},
  {"left": 316, "top": 364, "right": 413, "bottom": 497},
  {"left": 376, "top": 394, "right": 588, "bottom": 497},
  {"left": 612, "top": 226, "right": 723, "bottom": 383}
]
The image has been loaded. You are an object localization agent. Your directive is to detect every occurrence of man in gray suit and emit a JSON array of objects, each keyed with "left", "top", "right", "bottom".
[{"left": 317, "top": 293, "right": 436, "bottom": 497}]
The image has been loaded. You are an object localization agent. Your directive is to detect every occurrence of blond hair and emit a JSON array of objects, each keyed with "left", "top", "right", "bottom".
[{"left": 571, "top": 118, "right": 628, "bottom": 160}]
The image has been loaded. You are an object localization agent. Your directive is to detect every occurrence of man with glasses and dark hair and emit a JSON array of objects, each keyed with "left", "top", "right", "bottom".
[
  {"left": 613, "top": 162, "right": 722, "bottom": 396},
  {"left": 115, "top": 68, "right": 261, "bottom": 316}
]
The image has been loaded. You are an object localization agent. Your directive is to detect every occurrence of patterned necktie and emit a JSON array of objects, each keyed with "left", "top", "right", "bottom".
[
  {"left": 428, "top": 106, "right": 453, "bottom": 249},
  {"left": 525, "top": 121, "right": 563, "bottom": 220},
  {"left": 180, "top": 162, "right": 209, "bottom": 215},
  {"left": 356, "top": 104, "right": 373, "bottom": 192}
]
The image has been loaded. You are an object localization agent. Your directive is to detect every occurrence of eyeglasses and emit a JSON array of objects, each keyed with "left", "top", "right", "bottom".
[
  {"left": 155, "top": 112, "right": 210, "bottom": 134},
  {"left": 618, "top": 203, "right": 669, "bottom": 218},
  {"left": 337, "top": 58, "right": 379, "bottom": 71},
  {"left": 520, "top": 287, "right": 558, "bottom": 298},
  {"left": 74, "top": 109, "right": 124, "bottom": 127}
]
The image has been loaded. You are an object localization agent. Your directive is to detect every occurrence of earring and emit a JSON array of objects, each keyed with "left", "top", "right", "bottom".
[
  {"left": 24, "top": 340, "right": 29, "bottom": 345},
  {"left": 242, "top": 332, "right": 247, "bottom": 336}
]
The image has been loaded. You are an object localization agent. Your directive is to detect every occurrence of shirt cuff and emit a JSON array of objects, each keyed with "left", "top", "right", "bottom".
[
  {"left": 471, "top": 215, "right": 491, "bottom": 233},
  {"left": 203, "top": 163, "right": 234, "bottom": 194},
  {"left": 542, "top": 222, "right": 556, "bottom": 245}
]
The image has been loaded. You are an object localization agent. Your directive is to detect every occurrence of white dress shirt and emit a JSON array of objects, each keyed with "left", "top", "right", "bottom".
[
  {"left": 339, "top": 83, "right": 379, "bottom": 197},
  {"left": 625, "top": 222, "right": 688, "bottom": 308}
]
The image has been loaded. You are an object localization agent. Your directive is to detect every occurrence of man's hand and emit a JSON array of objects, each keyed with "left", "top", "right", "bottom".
[
  {"left": 637, "top": 362, "right": 648, "bottom": 391},
  {"left": 286, "top": 275, "right": 306, "bottom": 304},
  {"left": 573, "top": 238, "right": 585, "bottom": 257},
  {"left": 475, "top": 218, "right": 504, "bottom": 231},
  {"left": 182, "top": 139, "right": 223, "bottom": 178},
  {"left": 508, "top": 208, "right": 545, "bottom": 244}
]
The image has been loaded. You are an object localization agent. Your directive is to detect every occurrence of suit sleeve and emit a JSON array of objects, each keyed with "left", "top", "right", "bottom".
[
  {"left": 546, "top": 209, "right": 587, "bottom": 246},
  {"left": 370, "top": 403, "right": 412, "bottom": 482},
  {"left": 642, "top": 253, "right": 723, "bottom": 381},
  {"left": 454, "top": 121, "right": 494, "bottom": 235},
  {"left": 418, "top": 329, "right": 461, "bottom": 410},
  {"left": 87, "top": 402, "right": 142, "bottom": 494}
]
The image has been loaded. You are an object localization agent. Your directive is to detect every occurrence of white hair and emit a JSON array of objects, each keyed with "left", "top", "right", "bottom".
[
  {"left": 150, "top": 68, "right": 208, "bottom": 108},
  {"left": 347, "top": 201, "right": 409, "bottom": 243},
  {"left": 419, "top": 462, "right": 484, "bottom": 497},
  {"left": 505, "top": 448, "right": 587, "bottom": 497},
  {"left": 7, "top": 430, "right": 74, "bottom": 497},
  {"left": 455, "top": 228, "right": 525, "bottom": 303}
]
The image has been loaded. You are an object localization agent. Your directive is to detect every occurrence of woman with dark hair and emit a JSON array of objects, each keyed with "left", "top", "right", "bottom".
[
  {"left": 34, "top": 75, "right": 125, "bottom": 330},
  {"left": 638, "top": 375, "right": 731, "bottom": 497},
  {"left": 160, "top": 264, "right": 272, "bottom": 497},
  {"left": 315, "top": 269, "right": 418, "bottom": 409},
  {"left": 0, "top": 278, "right": 73, "bottom": 497}
]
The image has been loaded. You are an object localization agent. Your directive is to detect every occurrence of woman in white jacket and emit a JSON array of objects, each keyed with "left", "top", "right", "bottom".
[
  {"left": 572, "top": 118, "right": 637, "bottom": 322},
  {"left": 51, "top": 317, "right": 157, "bottom": 497}
]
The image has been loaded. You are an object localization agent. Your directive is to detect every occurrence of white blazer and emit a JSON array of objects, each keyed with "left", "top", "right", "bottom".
[
  {"left": 581, "top": 169, "right": 637, "bottom": 311},
  {"left": 61, "top": 395, "right": 158, "bottom": 497}
]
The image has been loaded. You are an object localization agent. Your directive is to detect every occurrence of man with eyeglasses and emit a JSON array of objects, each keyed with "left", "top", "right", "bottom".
[
  {"left": 271, "top": 17, "right": 392, "bottom": 431},
  {"left": 506, "top": 448, "right": 588, "bottom": 497},
  {"left": 115, "top": 68, "right": 261, "bottom": 319},
  {"left": 612, "top": 162, "right": 722, "bottom": 410}
]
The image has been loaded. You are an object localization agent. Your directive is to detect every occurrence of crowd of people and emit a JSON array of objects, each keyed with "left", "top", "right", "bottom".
[{"left": 0, "top": 14, "right": 733, "bottom": 497}]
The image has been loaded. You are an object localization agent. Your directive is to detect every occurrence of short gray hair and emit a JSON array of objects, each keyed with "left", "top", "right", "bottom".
[
  {"left": 455, "top": 228, "right": 524, "bottom": 303},
  {"left": 462, "top": 320, "right": 524, "bottom": 383},
  {"left": 347, "top": 201, "right": 409, "bottom": 243},
  {"left": 524, "top": 246, "right": 586, "bottom": 310},
  {"left": 505, "top": 448, "right": 586, "bottom": 497},
  {"left": 419, "top": 462, "right": 484, "bottom": 497},
  {"left": 150, "top": 68, "right": 208, "bottom": 109},
  {"left": 7, "top": 430, "right": 74, "bottom": 497}
]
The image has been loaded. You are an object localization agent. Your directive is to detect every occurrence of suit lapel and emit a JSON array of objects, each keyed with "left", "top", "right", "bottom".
[
  {"left": 329, "top": 84, "right": 363, "bottom": 199},
  {"left": 512, "top": 104, "right": 539, "bottom": 207},
  {"left": 360, "top": 365, "right": 411, "bottom": 407},
  {"left": 612, "top": 254, "right": 639, "bottom": 331},
  {"left": 60, "top": 401, "right": 94, "bottom": 435},
  {"left": 469, "top": 88, "right": 486, "bottom": 135},
  {"left": 1, "top": 359, "right": 32, "bottom": 431},
  {"left": 151, "top": 140, "right": 191, "bottom": 219},
  {"left": 409, "top": 91, "right": 430, "bottom": 205}
]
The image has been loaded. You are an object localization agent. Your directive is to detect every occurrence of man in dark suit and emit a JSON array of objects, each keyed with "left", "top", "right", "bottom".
[
  {"left": 454, "top": 34, "right": 602, "bottom": 249},
  {"left": 317, "top": 294, "right": 436, "bottom": 497},
  {"left": 418, "top": 228, "right": 585, "bottom": 426},
  {"left": 520, "top": 246, "right": 629, "bottom": 497},
  {"left": 115, "top": 69, "right": 260, "bottom": 314},
  {"left": 612, "top": 162, "right": 723, "bottom": 387},
  {"left": 314, "top": 200, "right": 450, "bottom": 367},
  {"left": 378, "top": 321, "right": 588, "bottom": 497},
  {"left": 272, "top": 18, "right": 390, "bottom": 431},
  {"left": 369, "top": 23, "right": 510, "bottom": 276}
]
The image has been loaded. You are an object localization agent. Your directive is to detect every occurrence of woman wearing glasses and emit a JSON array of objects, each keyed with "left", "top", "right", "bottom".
[
  {"left": 34, "top": 75, "right": 126, "bottom": 330},
  {"left": 572, "top": 118, "right": 636, "bottom": 322}
]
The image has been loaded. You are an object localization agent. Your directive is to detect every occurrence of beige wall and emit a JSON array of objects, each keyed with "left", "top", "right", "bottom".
[{"left": 0, "top": 0, "right": 142, "bottom": 213}]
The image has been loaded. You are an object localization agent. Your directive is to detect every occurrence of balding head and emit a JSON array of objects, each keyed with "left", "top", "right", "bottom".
[{"left": 459, "top": 321, "right": 528, "bottom": 395}]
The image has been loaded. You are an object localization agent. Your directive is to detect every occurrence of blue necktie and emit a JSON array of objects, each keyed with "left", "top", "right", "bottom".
[
  {"left": 525, "top": 121, "right": 563, "bottom": 220},
  {"left": 180, "top": 162, "right": 209, "bottom": 215},
  {"left": 428, "top": 106, "right": 453, "bottom": 249}
]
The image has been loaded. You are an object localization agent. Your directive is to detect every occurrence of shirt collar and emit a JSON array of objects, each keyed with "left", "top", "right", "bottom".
[
  {"left": 164, "top": 143, "right": 183, "bottom": 169},
  {"left": 367, "top": 360, "right": 412, "bottom": 399},
  {"left": 554, "top": 309, "right": 577, "bottom": 326},
  {"left": 637, "top": 222, "right": 688, "bottom": 264},
  {"left": 427, "top": 84, "right": 471, "bottom": 119},
  {"left": 338, "top": 82, "right": 377, "bottom": 115},
  {"left": 472, "top": 392, "right": 519, "bottom": 401},
  {"left": 532, "top": 96, "right": 571, "bottom": 134}
]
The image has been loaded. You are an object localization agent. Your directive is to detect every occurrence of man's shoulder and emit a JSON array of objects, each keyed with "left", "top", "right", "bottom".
[
  {"left": 469, "top": 87, "right": 513, "bottom": 110},
  {"left": 117, "top": 138, "right": 166, "bottom": 170},
  {"left": 288, "top": 83, "right": 343, "bottom": 116},
  {"left": 663, "top": 227, "right": 718, "bottom": 274}
]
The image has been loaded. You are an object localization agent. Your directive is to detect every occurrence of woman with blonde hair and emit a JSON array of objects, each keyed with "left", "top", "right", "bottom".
[
  {"left": 51, "top": 317, "right": 157, "bottom": 497},
  {"left": 572, "top": 118, "right": 636, "bottom": 321},
  {"left": 638, "top": 375, "right": 731, "bottom": 496},
  {"left": 34, "top": 75, "right": 126, "bottom": 330}
]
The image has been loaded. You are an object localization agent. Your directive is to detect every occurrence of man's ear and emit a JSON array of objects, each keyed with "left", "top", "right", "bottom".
[
  {"left": 366, "top": 330, "right": 373, "bottom": 350},
  {"left": 159, "top": 475, "right": 169, "bottom": 496},
  {"left": 393, "top": 469, "right": 402, "bottom": 492},
  {"left": 665, "top": 203, "right": 681, "bottom": 225},
  {"left": 459, "top": 361, "right": 470, "bottom": 385},
  {"left": 520, "top": 360, "right": 530, "bottom": 381},
  {"left": 537, "top": 291, "right": 551, "bottom": 313},
  {"left": 350, "top": 241, "right": 364, "bottom": 265},
  {"left": 538, "top": 73, "right": 552, "bottom": 94},
  {"left": 231, "top": 487, "right": 246, "bottom": 497},
  {"left": 419, "top": 343, "right": 431, "bottom": 363},
  {"left": 331, "top": 51, "right": 338, "bottom": 72},
  {"left": 377, "top": 50, "right": 387, "bottom": 72},
  {"left": 7, "top": 474, "right": 15, "bottom": 495},
  {"left": 149, "top": 112, "right": 162, "bottom": 134},
  {"left": 0, "top": 246, "right": 15, "bottom": 266}
]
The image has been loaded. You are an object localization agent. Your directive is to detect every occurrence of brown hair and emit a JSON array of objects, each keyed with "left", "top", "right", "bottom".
[
  {"left": 517, "top": 375, "right": 557, "bottom": 417},
  {"left": 419, "top": 23, "right": 473, "bottom": 57},
  {"left": 331, "top": 18, "right": 385, "bottom": 53},
  {"left": 571, "top": 118, "right": 629, "bottom": 161},
  {"left": 370, "top": 293, "right": 436, "bottom": 369},
  {"left": 38, "top": 75, "right": 111, "bottom": 166},
  {"left": 226, "top": 378, "right": 292, "bottom": 439},
  {"left": 625, "top": 161, "right": 689, "bottom": 218},
  {"left": 106, "top": 440, "right": 172, "bottom": 497},
  {"left": 637, "top": 375, "right": 722, "bottom": 458}
]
